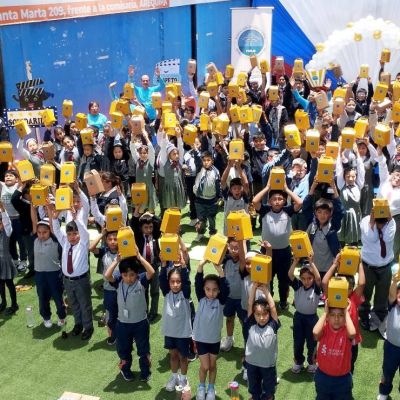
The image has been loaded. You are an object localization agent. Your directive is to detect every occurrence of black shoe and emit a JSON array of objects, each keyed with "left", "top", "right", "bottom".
[
  {"left": 188, "top": 351, "right": 198, "bottom": 362},
  {"left": 81, "top": 328, "right": 94, "bottom": 340},
  {"left": 120, "top": 369, "right": 134, "bottom": 382},
  {"left": 24, "top": 269, "right": 35, "bottom": 279},
  {"left": 107, "top": 336, "right": 116, "bottom": 346},
  {"left": 139, "top": 372, "right": 151, "bottom": 382},
  {"left": 279, "top": 302, "right": 289, "bottom": 311},
  {"left": 4, "top": 304, "right": 19, "bottom": 315},
  {"left": 148, "top": 313, "right": 159, "bottom": 323},
  {"left": 71, "top": 324, "right": 83, "bottom": 336},
  {"left": 359, "top": 319, "right": 370, "bottom": 331},
  {"left": 0, "top": 303, "right": 6, "bottom": 313}
]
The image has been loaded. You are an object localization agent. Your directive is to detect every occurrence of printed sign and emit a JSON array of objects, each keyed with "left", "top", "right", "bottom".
[{"left": 4, "top": 106, "right": 58, "bottom": 128}]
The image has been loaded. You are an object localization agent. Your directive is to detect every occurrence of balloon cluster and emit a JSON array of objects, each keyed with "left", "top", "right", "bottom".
[{"left": 306, "top": 16, "right": 400, "bottom": 70}]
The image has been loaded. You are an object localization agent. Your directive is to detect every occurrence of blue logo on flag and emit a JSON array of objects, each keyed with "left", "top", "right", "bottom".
[{"left": 237, "top": 29, "right": 265, "bottom": 56}]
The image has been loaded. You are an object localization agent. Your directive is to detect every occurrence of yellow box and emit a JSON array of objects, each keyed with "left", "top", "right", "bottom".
[
  {"left": 161, "top": 102, "right": 172, "bottom": 113},
  {"left": 228, "top": 81, "right": 239, "bottom": 98},
  {"left": 238, "top": 88, "right": 247, "bottom": 104},
  {"left": 354, "top": 118, "right": 368, "bottom": 138},
  {"left": 62, "top": 100, "right": 73, "bottom": 118},
  {"left": 373, "top": 198, "right": 391, "bottom": 219},
  {"left": 55, "top": 186, "right": 73, "bottom": 211},
  {"left": 123, "top": 82, "right": 134, "bottom": 99},
  {"left": 295, "top": 109, "right": 310, "bottom": 130},
  {"left": 109, "top": 100, "right": 118, "bottom": 115},
  {"left": 237, "top": 72, "right": 247, "bottom": 87},
  {"left": 0, "top": 142, "right": 13, "bottom": 162},
  {"left": 30, "top": 184, "right": 48, "bottom": 206},
  {"left": 338, "top": 246, "right": 360, "bottom": 276},
  {"left": 317, "top": 156, "right": 335, "bottom": 183},
  {"left": 161, "top": 208, "right": 181, "bottom": 234},
  {"left": 166, "top": 91, "right": 176, "bottom": 103},
  {"left": 333, "top": 97, "right": 345, "bottom": 115},
  {"left": 40, "top": 163, "right": 55, "bottom": 186},
  {"left": 381, "top": 48, "right": 391, "bottom": 63},
  {"left": 15, "top": 120, "right": 31, "bottom": 139},
  {"left": 199, "top": 114, "right": 210, "bottom": 131},
  {"left": 251, "top": 255, "right": 272, "bottom": 284},
  {"left": 359, "top": 64, "right": 369, "bottom": 79},
  {"left": 315, "top": 91, "right": 329, "bottom": 110},
  {"left": 328, "top": 277, "right": 349, "bottom": 308},
  {"left": 80, "top": 128, "right": 94, "bottom": 145},
  {"left": 17, "top": 160, "right": 35, "bottom": 182},
  {"left": 252, "top": 105, "right": 263, "bottom": 123},
  {"left": 84, "top": 170, "right": 104, "bottom": 196},
  {"left": 225, "top": 64, "right": 234, "bottom": 79},
  {"left": 229, "top": 105, "right": 240, "bottom": 123},
  {"left": 130, "top": 115, "right": 144, "bottom": 135},
  {"left": 160, "top": 234, "right": 180, "bottom": 261},
  {"left": 75, "top": 113, "right": 88, "bottom": 131},
  {"left": 284, "top": 124, "right": 301, "bottom": 148},
  {"left": 41, "top": 109, "right": 56, "bottom": 127},
  {"left": 226, "top": 211, "right": 253, "bottom": 240},
  {"left": 380, "top": 72, "right": 391, "bottom": 86},
  {"left": 333, "top": 87, "right": 346, "bottom": 99},
  {"left": 393, "top": 81, "right": 400, "bottom": 102},
  {"left": 326, "top": 142, "right": 339, "bottom": 159},
  {"left": 106, "top": 205, "right": 123, "bottom": 231},
  {"left": 274, "top": 56, "right": 285, "bottom": 70},
  {"left": 207, "top": 81, "right": 218, "bottom": 97},
  {"left": 250, "top": 55, "right": 258, "bottom": 68},
  {"left": 60, "top": 162, "right": 76, "bottom": 184},
  {"left": 293, "top": 58, "right": 303, "bottom": 77},
  {"left": 270, "top": 167, "right": 285, "bottom": 190},
  {"left": 341, "top": 127, "right": 355, "bottom": 149},
  {"left": 198, "top": 91, "right": 210, "bottom": 109},
  {"left": 229, "top": 139, "right": 244, "bottom": 160},
  {"left": 213, "top": 113, "right": 230, "bottom": 136},
  {"left": 131, "top": 182, "right": 148, "bottom": 205},
  {"left": 392, "top": 102, "right": 400, "bottom": 123},
  {"left": 152, "top": 92, "right": 162, "bottom": 109},
  {"left": 117, "top": 226, "right": 137, "bottom": 258},
  {"left": 373, "top": 83, "right": 388, "bottom": 102},
  {"left": 204, "top": 233, "right": 228, "bottom": 265},
  {"left": 259, "top": 59, "right": 269, "bottom": 74},
  {"left": 110, "top": 112, "right": 123, "bottom": 129},
  {"left": 268, "top": 86, "right": 279, "bottom": 101},
  {"left": 116, "top": 99, "right": 130, "bottom": 115},
  {"left": 374, "top": 123, "right": 391, "bottom": 147},
  {"left": 183, "top": 124, "right": 198, "bottom": 145},
  {"left": 216, "top": 72, "right": 224, "bottom": 85},
  {"left": 174, "top": 82, "right": 182, "bottom": 96},
  {"left": 306, "top": 129, "right": 320, "bottom": 153},
  {"left": 239, "top": 105, "right": 253, "bottom": 124},
  {"left": 289, "top": 231, "right": 313, "bottom": 258},
  {"left": 396, "top": 125, "right": 400, "bottom": 138},
  {"left": 162, "top": 112, "right": 177, "bottom": 130},
  {"left": 132, "top": 105, "right": 146, "bottom": 117},
  {"left": 166, "top": 83, "right": 178, "bottom": 97}
]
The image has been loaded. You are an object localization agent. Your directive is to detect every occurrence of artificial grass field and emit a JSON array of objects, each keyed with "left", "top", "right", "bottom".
[{"left": 0, "top": 207, "right": 391, "bottom": 400}]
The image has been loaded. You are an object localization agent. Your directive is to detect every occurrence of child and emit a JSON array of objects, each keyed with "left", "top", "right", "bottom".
[
  {"left": 322, "top": 254, "right": 365, "bottom": 373},
  {"left": 220, "top": 238, "right": 246, "bottom": 352},
  {"left": 0, "top": 203, "right": 18, "bottom": 315},
  {"left": 313, "top": 302, "right": 356, "bottom": 400},
  {"left": 49, "top": 204, "right": 94, "bottom": 340},
  {"left": 249, "top": 133, "right": 269, "bottom": 197},
  {"left": 288, "top": 256, "right": 321, "bottom": 373},
  {"left": 59, "top": 134, "right": 81, "bottom": 167},
  {"left": 193, "top": 259, "right": 229, "bottom": 400},
  {"left": 105, "top": 254, "right": 155, "bottom": 382},
  {"left": 159, "top": 262, "right": 192, "bottom": 390},
  {"left": 17, "top": 137, "right": 44, "bottom": 177},
  {"left": 245, "top": 283, "right": 280, "bottom": 400},
  {"left": 77, "top": 142, "right": 106, "bottom": 184},
  {"left": 31, "top": 209, "right": 65, "bottom": 328},
  {"left": 90, "top": 228, "right": 119, "bottom": 344},
  {"left": 377, "top": 274, "right": 400, "bottom": 400},
  {"left": 253, "top": 177, "right": 303, "bottom": 309},
  {"left": 193, "top": 151, "right": 221, "bottom": 242}
]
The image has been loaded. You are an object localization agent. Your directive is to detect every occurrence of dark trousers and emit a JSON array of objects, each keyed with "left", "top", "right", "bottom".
[
  {"left": 351, "top": 344, "right": 358, "bottom": 374},
  {"left": 35, "top": 271, "right": 66, "bottom": 320},
  {"left": 22, "top": 234, "right": 34, "bottom": 271},
  {"left": 379, "top": 340, "right": 400, "bottom": 396},
  {"left": 291, "top": 212, "right": 309, "bottom": 231},
  {"left": 270, "top": 246, "right": 292, "bottom": 304},
  {"left": 0, "top": 279, "right": 17, "bottom": 306},
  {"left": 117, "top": 319, "right": 151, "bottom": 379},
  {"left": 103, "top": 289, "right": 118, "bottom": 338},
  {"left": 247, "top": 363, "right": 277, "bottom": 400},
  {"left": 359, "top": 262, "right": 392, "bottom": 322},
  {"left": 144, "top": 268, "right": 160, "bottom": 316},
  {"left": 314, "top": 368, "right": 352, "bottom": 400},
  {"left": 195, "top": 201, "right": 217, "bottom": 235},
  {"left": 9, "top": 218, "right": 27, "bottom": 262},
  {"left": 185, "top": 175, "right": 197, "bottom": 220},
  {"left": 293, "top": 311, "right": 318, "bottom": 365}
]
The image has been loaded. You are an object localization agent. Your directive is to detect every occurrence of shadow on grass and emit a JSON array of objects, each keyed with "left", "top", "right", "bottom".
[
  {"left": 280, "top": 368, "right": 314, "bottom": 383},
  {"left": 53, "top": 334, "right": 89, "bottom": 351},
  {"left": 218, "top": 346, "right": 244, "bottom": 371},
  {"left": 154, "top": 389, "right": 181, "bottom": 400},
  {"left": 103, "top": 373, "right": 151, "bottom": 394},
  {"left": 360, "top": 329, "right": 382, "bottom": 349},
  {"left": 156, "top": 353, "right": 171, "bottom": 374},
  {"left": 88, "top": 338, "right": 116, "bottom": 352},
  {"left": 32, "top": 324, "right": 61, "bottom": 340}
]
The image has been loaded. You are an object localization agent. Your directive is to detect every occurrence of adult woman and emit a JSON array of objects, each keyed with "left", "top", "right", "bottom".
[{"left": 87, "top": 101, "right": 107, "bottom": 133}]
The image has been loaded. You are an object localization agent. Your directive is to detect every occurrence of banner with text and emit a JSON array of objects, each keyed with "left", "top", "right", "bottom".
[{"left": 231, "top": 7, "right": 273, "bottom": 79}]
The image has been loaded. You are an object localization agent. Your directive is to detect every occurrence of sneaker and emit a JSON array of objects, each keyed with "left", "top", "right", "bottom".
[
  {"left": 43, "top": 319, "right": 53, "bottom": 328},
  {"left": 377, "top": 394, "right": 388, "bottom": 400},
  {"left": 220, "top": 336, "right": 234, "bottom": 352},
  {"left": 194, "top": 233, "right": 204, "bottom": 242},
  {"left": 205, "top": 387, "right": 216, "bottom": 400},
  {"left": 57, "top": 319, "right": 66, "bottom": 328},
  {"left": 24, "top": 269, "right": 35, "bottom": 279},
  {"left": 242, "top": 368, "right": 248, "bottom": 381},
  {"left": 139, "top": 373, "right": 151, "bottom": 382},
  {"left": 120, "top": 369, "right": 134, "bottom": 382},
  {"left": 4, "top": 305, "right": 19, "bottom": 315},
  {"left": 307, "top": 364, "right": 317, "bottom": 373},
  {"left": 81, "top": 328, "right": 94, "bottom": 340},
  {"left": 165, "top": 374, "right": 178, "bottom": 391},
  {"left": 189, "top": 219, "right": 198, "bottom": 226},
  {"left": 291, "top": 363, "right": 303, "bottom": 373},
  {"left": 107, "top": 336, "right": 116, "bottom": 346},
  {"left": 360, "top": 319, "right": 370, "bottom": 331},
  {"left": 17, "top": 260, "right": 27, "bottom": 272},
  {"left": 279, "top": 302, "right": 289, "bottom": 311},
  {"left": 196, "top": 385, "right": 206, "bottom": 400},
  {"left": 0, "top": 303, "right": 6, "bottom": 313},
  {"left": 179, "top": 375, "right": 188, "bottom": 387}
]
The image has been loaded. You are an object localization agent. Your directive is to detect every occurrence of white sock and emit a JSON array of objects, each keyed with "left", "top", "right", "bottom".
[
  {"left": 172, "top": 372, "right": 178, "bottom": 378},
  {"left": 180, "top": 374, "right": 187, "bottom": 382}
]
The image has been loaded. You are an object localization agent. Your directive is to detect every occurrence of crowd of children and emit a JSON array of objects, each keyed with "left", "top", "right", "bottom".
[{"left": 1, "top": 52, "right": 400, "bottom": 400}]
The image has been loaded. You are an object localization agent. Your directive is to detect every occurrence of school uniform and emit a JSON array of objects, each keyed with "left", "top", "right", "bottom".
[
  {"left": 112, "top": 273, "right": 151, "bottom": 380},
  {"left": 222, "top": 188, "right": 249, "bottom": 236},
  {"left": 183, "top": 148, "right": 202, "bottom": 220},
  {"left": 51, "top": 218, "right": 93, "bottom": 331},
  {"left": 193, "top": 272, "right": 229, "bottom": 355},
  {"left": 244, "top": 318, "right": 281, "bottom": 400},
  {"left": 290, "top": 278, "right": 320, "bottom": 366}
]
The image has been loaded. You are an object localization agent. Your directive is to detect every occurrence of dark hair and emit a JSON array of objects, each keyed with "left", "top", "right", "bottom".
[
  {"left": 101, "top": 171, "right": 121, "bottom": 187},
  {"left": 300, "top": 266, "right": 315, "bottom": 278},
  {"left": 393, "top": 166, "right": 400, "bottom": 174},
  {"left": 227, "top": 237, "right": 239, "bottom": 244},
  {"left": 253, "top": 133, "right": 266, "bottom": 141},
  {"left": 267, "top": 148, "right": 279, "bottom": 157},
  {"left": 203, "top": 274, "right": 220, "bottom": 288},
  {"left": 252, "top": 298, "right": 270, "bottom": 314},
  {"left": 315, "top": 198, "right": 333, "bottom": 212},
  {"left": 185, "top": 106, "right": 195, "bottom": 113},
  {"left": 343, "top": 275, "right": 355, "bottom": 288},
  {"left": 62, "top": 134, "right": 75, "bottom": 144},
  {"left": 229, "top": 177, "right": 242, "bottom": 188},
  {"left": 343, "top": 166, "right": 356, "bottom": 179},
  {"left": 139, "top": 216, "right": 154, "bottom": 228},
  {"left": 5, "top": 169, "right": 19, "bottom": 178},
  {"left": 66, "top": 221, "right": 78, "bottom": 232},
  {"left": 201, "top": 151, "right": 213, "bottom": 159},
  {"left": 269, "top": 190, "right": 288, "bottom": 200},
  {"left": 88, "top": 101, "right": 99, "bottom": 111},
  {"left": 119, "top": 257, "right": 141, "bottom": 274},
  {"left": 106, "top": 230, "right": 118, "bottom": 238},
  {"left": 375, "top": 217, "right": 389, "bottom": 224},
  {"left": 167, "top": 267, "right": 182, "bottom": 282}
]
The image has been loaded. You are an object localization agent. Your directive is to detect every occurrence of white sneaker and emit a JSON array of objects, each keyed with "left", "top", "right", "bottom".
[
  {"left": 189, "top": 219, "right": 198, "bottom": 226},
  {"left": 194, "top": 233, "right": 204, "bottom": 242},
  {"left": 165, "top": 374, "right": 178, "bottom": 392},
  {"left": 43, "top": 319, "right": 52, "bottom": 328},
  {"left": 291, "top": 363, "right": 303, "bottom": 373},
  {"left": 196, "top": 385, "right": 206, "bottom": 400},
  {"left": 17, "top": 260, "right": 27, "bottom": 272},
  {"left": 57, "top": 319, "right": 66, "bottom": 327},
  {"left": 242, "top": 368, "right": 248, "bottom": 381},
  {"left": 307, "top": 364, "right": 317, "bottom": 373},
  {"left": 179, "top": 375, "right": 188, "bottom": 387},
  {"left": 220, "top": 336, "right": 234, "bottom": 352},
  {"left": 205, "top": 388, "right": 216, "bottom": 400},
  {"left": 377, "top": 395, "right": 388, "bottom": 400}
]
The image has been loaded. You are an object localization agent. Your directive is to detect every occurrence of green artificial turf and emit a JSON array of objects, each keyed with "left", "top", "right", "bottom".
[{"left": 0, "top": 207, "right": 391, "bottom": 400}]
